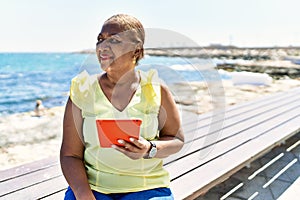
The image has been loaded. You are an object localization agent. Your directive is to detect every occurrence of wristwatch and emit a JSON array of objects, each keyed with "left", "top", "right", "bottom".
[{"left": 146, "top": 141, "right": 157, "bottom": 159}]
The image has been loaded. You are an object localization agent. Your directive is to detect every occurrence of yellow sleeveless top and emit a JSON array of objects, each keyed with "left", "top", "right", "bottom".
[{"left": 69, "top": 69, "right": 170, "bottom": 194}]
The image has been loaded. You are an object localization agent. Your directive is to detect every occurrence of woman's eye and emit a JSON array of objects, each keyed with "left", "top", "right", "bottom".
[
  {"left": 109, "top": 38, "right": 121, "bottom": 44},
  {"left": 96, "top": 38, "right": 103, "bottom": 45},
  {"left": 96, "top": 37, "right": 121, "bottom": 45}
]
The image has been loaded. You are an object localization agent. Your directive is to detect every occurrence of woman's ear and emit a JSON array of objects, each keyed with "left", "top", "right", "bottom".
[
  {"left": 133, "top": 43, "right": 144, "bottom": 61},
  {"left": 134, "top": 47, "right": 142, "bottom": 58}
]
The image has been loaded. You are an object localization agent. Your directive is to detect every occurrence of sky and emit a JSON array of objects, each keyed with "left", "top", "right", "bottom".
[{"left": 1, "top": 0, "right": 300, "bottom": 52}]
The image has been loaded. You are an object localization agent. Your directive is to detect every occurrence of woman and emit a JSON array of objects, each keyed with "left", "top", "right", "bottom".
[{"left": 60, "top": 14, "right": 184, "bottom": 200}]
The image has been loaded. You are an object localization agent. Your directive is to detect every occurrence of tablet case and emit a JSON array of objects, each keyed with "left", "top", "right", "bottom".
[{"left": 96, "top": 119, "right": 142, "bottom": 148}]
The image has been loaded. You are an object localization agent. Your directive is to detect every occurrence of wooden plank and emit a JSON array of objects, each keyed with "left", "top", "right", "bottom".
[
  {"left": 170, "top": 111, "right": 300, "bottom": 199},
  {"left": 179, "top": 92, "right": 300, "bottom": 143},
  {"left": 183, "top": 89, "right": 300, "bottom": 136},
  {"left": 181, "top": 87, "right": 300, "bottom": 131},
  {"left": 0, "top": 164, "right": 62, "bottom": 197},
  {"left": 40, "top": 188, "right": 67, "bottom": 199},
  {"left": 0, "top": 156, "right": 58, "bottom": 182},
  {"left": 180, "top": 94, "right": 299, "bottom": 145},
  {"left": 180, "top": 88, "right": 300, "bottom": 141},
  {"left": 164, "top": 92, "right": 300, "bottom": 165},
  {"left": 0, "top": 175, "right": 67, "bottom": 200}
]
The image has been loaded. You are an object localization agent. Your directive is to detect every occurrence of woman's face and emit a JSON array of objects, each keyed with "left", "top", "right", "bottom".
[{"left": 96, "top": 21, "right": 138, "bottom": 73}]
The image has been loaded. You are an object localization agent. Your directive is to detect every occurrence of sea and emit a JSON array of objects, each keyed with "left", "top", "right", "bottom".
[{"left": 0, "top": 53, "right": 228, "bottom": 116}]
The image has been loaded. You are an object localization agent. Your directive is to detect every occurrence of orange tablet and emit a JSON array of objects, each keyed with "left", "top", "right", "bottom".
[{"left": 96, "top": 119, "right": 142, "bottom": 148}]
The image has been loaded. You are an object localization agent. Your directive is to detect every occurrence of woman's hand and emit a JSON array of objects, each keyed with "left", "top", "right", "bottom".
[{"left": 112, "top": 137, "right": 151, "bottom": 160}]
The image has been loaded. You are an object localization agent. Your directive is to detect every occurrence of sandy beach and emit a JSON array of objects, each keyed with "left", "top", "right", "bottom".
[{"left": 1, "top": 77, "right": 300, "bottom": 171}]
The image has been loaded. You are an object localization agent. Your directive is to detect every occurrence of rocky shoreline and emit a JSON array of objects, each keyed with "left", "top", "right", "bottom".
[
  {"left": 145, "top": 46, "right": 300, "bottom": 60},
  {"left": 217, "top": 60, "right": 300, "bottom": 79},
  {"left": 145, "top": 46, "right": 300, "bottom": 79},
  {"left": 79, "top": 46, "right": 300, "bottom": 78}
]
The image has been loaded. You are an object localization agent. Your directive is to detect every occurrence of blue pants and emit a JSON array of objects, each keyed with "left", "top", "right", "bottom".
[{"left": 64, "top": 186, "right": 174, "bottom": 200}]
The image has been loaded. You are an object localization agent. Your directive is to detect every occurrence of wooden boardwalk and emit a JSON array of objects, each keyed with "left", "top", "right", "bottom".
[{"left": 1, "top": 87, "right": 300, "bottom": 199}]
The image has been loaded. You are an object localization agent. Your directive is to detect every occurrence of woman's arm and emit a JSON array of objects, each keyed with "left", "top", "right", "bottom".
[
  {"left": 153, "top": 84, "right": 185, "bottom": 158},
  {"left": 113, "top": 84, "right": 184, "bottom": 159},
  {"left": 60, "top": 98, "right": 96, "bottom": 200}
]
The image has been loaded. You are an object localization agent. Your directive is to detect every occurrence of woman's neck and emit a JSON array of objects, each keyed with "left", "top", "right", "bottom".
[{"left": 106, "top": 69, "right": 139, "bottom": 87}]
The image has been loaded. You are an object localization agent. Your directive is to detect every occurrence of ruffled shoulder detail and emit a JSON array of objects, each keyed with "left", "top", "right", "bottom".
[
  {"left": 70, "top": 70, "right": 98, "bottom": 111},
  {"left": 134, "top": 69, "right": 161, "bottom": 113}
]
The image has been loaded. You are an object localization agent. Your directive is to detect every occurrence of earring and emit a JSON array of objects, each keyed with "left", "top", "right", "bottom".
[{"left": 132, "top": 57, "right": 136, "bottom": 65}]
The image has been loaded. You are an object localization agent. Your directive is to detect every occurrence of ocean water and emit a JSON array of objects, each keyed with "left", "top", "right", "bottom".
[{"left": 0, "top": 53, "right": 223, "bottom": 115}]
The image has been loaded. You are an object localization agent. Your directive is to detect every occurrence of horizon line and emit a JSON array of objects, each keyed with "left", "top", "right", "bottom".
[{"left": 2, "top": 44, "right": 300, "bottom": 54}]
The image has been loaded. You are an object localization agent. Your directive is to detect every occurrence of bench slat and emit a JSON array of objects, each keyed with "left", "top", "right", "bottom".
[
  {"left": 0, "top": 164, "right": 62, "bottom": 197},
  {"left": 0, "top": 156, "right": 58, "bottom": 182},
  {"left": 41, "top": 189, "right": 66, "bottom": 200},
  {"left": 0, "top": 175, "right": 67, "bottom": 200}
]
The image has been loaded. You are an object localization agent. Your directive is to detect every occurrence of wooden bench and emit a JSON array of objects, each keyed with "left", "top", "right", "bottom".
[{"left": 1, "top": 87, "right": 300, "bottom": 200}]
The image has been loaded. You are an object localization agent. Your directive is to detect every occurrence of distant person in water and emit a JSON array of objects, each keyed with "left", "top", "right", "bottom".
[{"left": 34, "top": 100, "right": 45, "bottom": 117}]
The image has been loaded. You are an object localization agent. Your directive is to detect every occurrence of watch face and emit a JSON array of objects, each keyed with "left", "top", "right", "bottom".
[{"left": 149, "top": 143, "right": 157, "bottom": 158}]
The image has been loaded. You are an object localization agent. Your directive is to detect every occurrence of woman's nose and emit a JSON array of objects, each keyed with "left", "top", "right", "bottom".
[{"left": 96, "top": 40, "right": 109, "bottom": 51}]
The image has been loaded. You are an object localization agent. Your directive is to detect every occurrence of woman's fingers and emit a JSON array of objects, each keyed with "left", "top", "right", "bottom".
[
  {"left": 129, "top": 138, "right": 149, "bottom": 149},
  {"left": 112, "top": 138, "right": 150, "bottom": 159},
  {"left": 117, "top": 138, "right": 148, "bottom": 151}
]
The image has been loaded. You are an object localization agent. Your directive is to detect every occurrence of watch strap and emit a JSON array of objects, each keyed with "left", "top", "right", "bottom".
[{"left": 145, "top": 141, "right": 157, "bottom": 159}]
